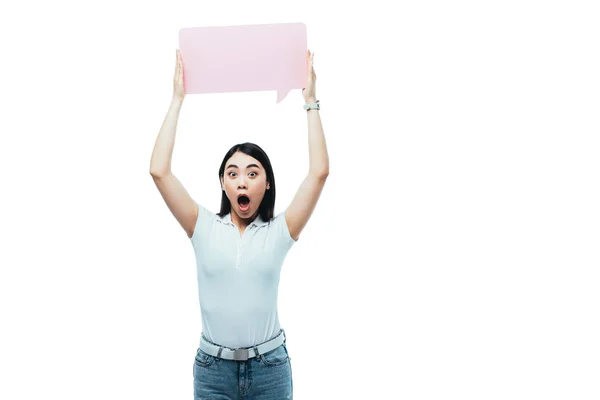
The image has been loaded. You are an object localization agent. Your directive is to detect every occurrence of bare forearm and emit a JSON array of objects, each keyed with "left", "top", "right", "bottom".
[
  {"left": 150, "top": 97, "right": 184, "bottom": 176},
  {"left": 306, "top": 107, "right": 329, "bottom": 177}
]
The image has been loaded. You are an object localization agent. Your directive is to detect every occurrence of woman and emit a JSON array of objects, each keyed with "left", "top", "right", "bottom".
[{"left": 149, "top": 48, "right": 329, "bottom": 399}]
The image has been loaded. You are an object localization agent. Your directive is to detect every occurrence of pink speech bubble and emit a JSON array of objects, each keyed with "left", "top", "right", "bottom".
[{"left": 178, "top": 23, "right": 307, "bottom": 103}]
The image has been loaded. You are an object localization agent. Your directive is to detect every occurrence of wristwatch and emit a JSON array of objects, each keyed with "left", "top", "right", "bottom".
[{"left": 303, "top": 100, "right": 320, "bottom": 111}]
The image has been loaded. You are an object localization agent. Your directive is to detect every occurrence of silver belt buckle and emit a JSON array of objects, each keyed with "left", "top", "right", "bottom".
[{"left": 232, "top": 348, "right": 249, "bottom": 361}]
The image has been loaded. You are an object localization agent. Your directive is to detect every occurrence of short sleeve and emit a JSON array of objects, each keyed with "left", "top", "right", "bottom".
[
  {"left": 190, "top": 202, "right": 214, "bottom": 242},
  {"left": 273, "top": 211, "right": 298, "bottom": 250}
]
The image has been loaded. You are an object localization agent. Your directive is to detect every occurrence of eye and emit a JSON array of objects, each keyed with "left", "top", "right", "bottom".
[
  {"left": 228, "top": 172, "right": 237, "bottom": 177},
  {"left": 249, "top": 171, "right": 257, "bottom": 178}
]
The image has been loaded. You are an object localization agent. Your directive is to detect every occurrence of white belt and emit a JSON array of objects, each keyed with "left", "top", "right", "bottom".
[{"left": 199, "top": 329, "right": 286, "bottom": 361}]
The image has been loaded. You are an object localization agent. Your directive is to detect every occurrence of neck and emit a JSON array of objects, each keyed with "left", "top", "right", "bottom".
[{"left": 230, "top": 208, "right": 257, "bottom": 228}]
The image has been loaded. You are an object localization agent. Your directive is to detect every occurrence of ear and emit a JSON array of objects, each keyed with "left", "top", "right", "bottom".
[{"left": 266, "top": 182, "right": 271, "bottom": 190}]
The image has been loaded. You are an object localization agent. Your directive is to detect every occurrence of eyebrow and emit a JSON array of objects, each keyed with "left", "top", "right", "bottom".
[{"left": 226, "top": 163, "right": 260, "bottom": 170}]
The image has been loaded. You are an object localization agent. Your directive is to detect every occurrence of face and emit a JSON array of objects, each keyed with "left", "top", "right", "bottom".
[{"left": 221, "top": 151, "right": 270, "bottom": 221}]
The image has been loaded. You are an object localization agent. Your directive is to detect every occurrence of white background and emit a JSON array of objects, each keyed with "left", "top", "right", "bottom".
[{"left": 1, "top": 0, "right": 599, "bottom": 399}]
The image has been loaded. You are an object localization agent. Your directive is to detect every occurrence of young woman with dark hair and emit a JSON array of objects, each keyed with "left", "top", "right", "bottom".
[{"left": 150, "top": 48, "right": 328, "bottom": 399}]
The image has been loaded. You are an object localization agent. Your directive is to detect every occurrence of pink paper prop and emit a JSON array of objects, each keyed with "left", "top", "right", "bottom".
[{"left": 179, "top": 23, "right": 307, "bottom": 103}]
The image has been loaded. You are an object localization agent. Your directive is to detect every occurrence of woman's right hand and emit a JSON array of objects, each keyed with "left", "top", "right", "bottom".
[{"left": 173, "top": 49, "right": 185, "bottom": 101}]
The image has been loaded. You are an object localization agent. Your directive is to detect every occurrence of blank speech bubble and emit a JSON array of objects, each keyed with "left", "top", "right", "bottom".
[{"left": 178, "top": 23, "right": 307, "bottom": 103}]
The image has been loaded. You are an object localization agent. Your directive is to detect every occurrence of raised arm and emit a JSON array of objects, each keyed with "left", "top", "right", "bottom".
[
  {"left": 285, "top": 50, "right": 329, "bottom": 241},
  {"left": 150, "top": 49, "right": 198, "bottom": 238}
]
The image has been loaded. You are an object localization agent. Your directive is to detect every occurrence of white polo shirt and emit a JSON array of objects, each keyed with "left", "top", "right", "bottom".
[{"left": 189, "top": 202, "right": 297, "bottom": 349}]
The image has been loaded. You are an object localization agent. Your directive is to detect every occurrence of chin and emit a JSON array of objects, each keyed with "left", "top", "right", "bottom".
[{"left": 234, "top": 208, "right": 253, "bottom": 218}]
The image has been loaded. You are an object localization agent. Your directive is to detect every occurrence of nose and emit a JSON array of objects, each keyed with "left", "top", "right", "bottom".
[{"left": 237, "top": 176, "right": 247, "bottom": 189}]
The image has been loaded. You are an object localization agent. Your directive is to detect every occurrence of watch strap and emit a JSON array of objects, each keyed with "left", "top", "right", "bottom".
[{"left": 303, "top": 100, "right": 320, "bottom": 110}]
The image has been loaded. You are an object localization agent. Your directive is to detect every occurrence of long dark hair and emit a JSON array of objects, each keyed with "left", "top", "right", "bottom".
[{"left": 217, "top": 142, "right": 276, "bottom": 221}]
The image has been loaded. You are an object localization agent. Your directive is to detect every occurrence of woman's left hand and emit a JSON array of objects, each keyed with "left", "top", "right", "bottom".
[{"left": 302, "top": 50, "right": 317, "bottom": 103}]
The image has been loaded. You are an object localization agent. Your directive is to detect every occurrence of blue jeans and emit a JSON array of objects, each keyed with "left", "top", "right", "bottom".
[{"left": 193, "top": 338, "right": 293, "bottom": 399}]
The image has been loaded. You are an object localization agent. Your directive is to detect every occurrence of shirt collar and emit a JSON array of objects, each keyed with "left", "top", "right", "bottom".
[{"left": 220, "top": 212, "right": 269, "bottom": 228}]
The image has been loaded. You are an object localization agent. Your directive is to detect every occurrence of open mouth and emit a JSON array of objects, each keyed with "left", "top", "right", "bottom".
[{"left": 237, "top": 195, "right": 250, "bottom": 211}]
